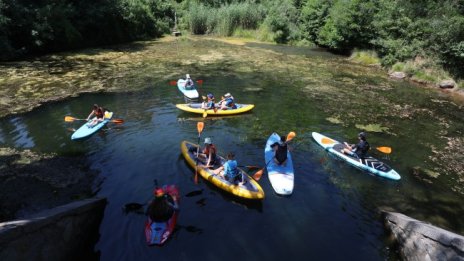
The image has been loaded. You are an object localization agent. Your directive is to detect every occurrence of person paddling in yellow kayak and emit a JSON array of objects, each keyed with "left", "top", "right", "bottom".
[
  {"left": 217, "top": 93, "right": 237, "bottom": 110},
  {"left": 213, "top": 152, "right": 244, "bottom": 185},
  {"left": 341, "top": 132, "right": 370, "bottom": 159},
  {"left": 201, "top": 93, "right": 215, "bottom": 110}
]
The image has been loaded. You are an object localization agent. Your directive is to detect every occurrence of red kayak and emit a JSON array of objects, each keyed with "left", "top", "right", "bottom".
[{"left": 144, "top": 185, "right": 180, "bottom": 245}]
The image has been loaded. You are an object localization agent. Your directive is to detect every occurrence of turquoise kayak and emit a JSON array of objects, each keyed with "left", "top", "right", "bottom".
[
  {"left": 312, "top": 132, "right": 401, "bottom": 180},
  {"left": 264, "top": 133, "right": 294, "bottom": 195},
  {"left": 71, "top": 112, "right": 113, "bottom": 140}
]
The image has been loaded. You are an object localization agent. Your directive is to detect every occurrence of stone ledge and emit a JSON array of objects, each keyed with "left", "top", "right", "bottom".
[{"left": 383, "top": 211, "right": 464, "bottom": 260}]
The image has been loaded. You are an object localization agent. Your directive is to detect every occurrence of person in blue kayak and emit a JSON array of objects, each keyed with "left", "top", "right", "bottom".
[
  {"left": 271, "top": 135, "right": 289, "bottom": 166},
  {"left": 201, "top": 93, "right": 215, "bottom": 110},
  {"left": 184, "top": 74, "right": 194, "bottom": 90},
  {"left": 218, "top": 93, "right": 237, "bottom": 110},
  {"left": 341, "top": 132, "right": 370, "bottom": 159},
  {"left": 214, "top": 152, "right": 243, "bottom": 185},
  {"left": 199, "top": 137, "right": 217, "bottom": 168},
  {"left": 147, "top": 188, "right": 178, "bottom": 222},
  {"left": 86, "top": 104, "right": 105, "bottom": 127}
]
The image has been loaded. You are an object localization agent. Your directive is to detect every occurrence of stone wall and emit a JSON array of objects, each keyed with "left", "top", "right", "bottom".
[
  {"left": 0, "top": 198, "right": 106, "bottom": 261},
  {"left": 383, "top": 211, "right": 464, "bottom": 261}
]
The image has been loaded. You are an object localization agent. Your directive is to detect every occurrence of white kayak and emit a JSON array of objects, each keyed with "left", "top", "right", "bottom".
[
  {"left": 312, "top": 132, "right": 401, "bottom": 180},
  {"left": 177, "top": 79, "right": 199, "bottom": 100},
  {"left": 264, "top": 133, "right": 294, "bottom": 195},
  {"left": 71, "top": 112, "right": 113, "bottom": 140}
]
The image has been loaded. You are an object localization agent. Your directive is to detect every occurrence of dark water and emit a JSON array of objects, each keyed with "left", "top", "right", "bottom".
[{"left": 1, "top": 42, "right": 464, "bottom": 260}]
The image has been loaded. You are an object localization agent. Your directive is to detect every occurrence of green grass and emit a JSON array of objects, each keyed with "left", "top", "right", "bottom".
[{"left": 349, "top": 50, "right": 381, "bottom": 65}]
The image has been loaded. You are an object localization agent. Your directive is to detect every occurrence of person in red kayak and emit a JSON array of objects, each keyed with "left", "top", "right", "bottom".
[
  {"left": 86, "top": 104, "right": 105, "bottom": 127},
  {"left": 147, "top": 188, "right": 177, "bottom": 222}
]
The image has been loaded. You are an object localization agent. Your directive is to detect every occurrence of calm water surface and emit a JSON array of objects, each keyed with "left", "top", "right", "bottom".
[{"left": 1, "top": 41, "right": 463, "bottom": 261}]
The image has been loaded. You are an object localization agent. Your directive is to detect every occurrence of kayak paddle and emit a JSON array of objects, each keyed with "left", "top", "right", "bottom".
[
  {"left": 64, "top": 116, "right": 124, "bottom": 124},
  {"left": 376, "top": 146, "right": 392, "bottom": 154},
  {"left": 169, "top": 79, "right": 204, "bottom": 86},
  {"left": 195, "top": 122, "right": 205, "bottom": 184}
]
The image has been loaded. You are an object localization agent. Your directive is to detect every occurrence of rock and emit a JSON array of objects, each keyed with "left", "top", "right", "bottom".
[
  {"left": 389, "top": 71, "right": 407, "bottom": 79},
  {"left": 383, "top": 211, "right": 464, "bottom": 261},
  {"left": 439, "top": 80, "right": 456, "bottom": 89}
]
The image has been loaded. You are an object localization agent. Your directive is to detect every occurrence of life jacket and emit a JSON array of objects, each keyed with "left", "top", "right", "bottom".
[
  {"left": 355, "top": 140, "right": 370, "bottom": 159},
  {"left": 203, "top": 144, "right": 217, "bottom": 163},
  {"left": 147, "top": 195, "right": 175, "bottom": 222},
  {"left": 224, "top": 160, "right": 239, "bottom": 178},
  {"left": 275, "top": 142, "right": 288, "bottom": 163},
  {"left": 224, "top": 98, "right": 236, "bottom": 109}
]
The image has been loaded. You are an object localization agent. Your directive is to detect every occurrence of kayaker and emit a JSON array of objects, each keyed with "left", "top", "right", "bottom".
[
  {"left": 218, "top": 93, "right": 237, "bottom": 110},
  {"left": 271, "top": 135, "right": 289, "bottom": 166},
  {"left": 198, "top": 137, "right": 217, "bottom": 168},
  {"left": 184, "top": 74, "right": 194, "bottom": 89},
  {"left": 146, "top": 188, "right": 177, "bottom": 222},
  {"left": 213, "top": 152, "right": 243, "bottom": 185},
  {"left": 86, "top": 104, "right": 105, "bottom": 127},
  {"left": 341, "top": 132, "right": 370, "bottom": 159},
  {"left": 201, "top": 93, "right": 215, "bottom": 110}
]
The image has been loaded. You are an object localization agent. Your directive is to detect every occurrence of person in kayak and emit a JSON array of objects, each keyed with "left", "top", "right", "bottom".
[
  {"left": 198, "top": 137, "right": 217, "bottom": 168},
  {"left": 201, "top": 93, "right": 215, "bottom": 110},
  {"left": 184, "top": 74, "right": 194, "bottom": 90},
  {"left": 147, "top": 188, "right": 178, "bottom": 222},
  {"left": 217, "top": 93, "right": 237, "bottom": 110},
  {"left": 86, "top": 104, "right": 105, "bottom": 127},
  {"left": 214, "top": 152, "right": 243, "bottom": 185},
  {"left": 271, "top": 135, "right": 289, "bottom": 166},
  {"left": 341, "top": 132, "right": 370, "bottom": 159}
]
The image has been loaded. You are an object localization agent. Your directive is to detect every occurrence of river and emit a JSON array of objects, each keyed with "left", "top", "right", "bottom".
[{"left": 1, "top": 37, "right": 463, "bottom": 260}]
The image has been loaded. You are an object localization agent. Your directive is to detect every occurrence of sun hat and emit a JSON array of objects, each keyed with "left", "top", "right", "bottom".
[
  {"left": 204, "top": 137, "right": 212, "bottom": 144},
  {"left": 186, "top": 74, "right": 190, "bottom": 79},
  {"left": 224, "top": 93, "right": 231, "bottom": 98}
]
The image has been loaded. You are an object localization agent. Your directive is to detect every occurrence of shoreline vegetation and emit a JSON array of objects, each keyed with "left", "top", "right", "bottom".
[{"left": 1, "top": 0, "right": 461, "bottom": 94}]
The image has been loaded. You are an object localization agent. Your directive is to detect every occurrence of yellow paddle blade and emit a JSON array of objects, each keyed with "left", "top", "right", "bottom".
[
  {"left": 202, "top": 110, "right": 207, "bottom": 118},
  {"left": 64, "top": 116, "right": 76, "bottom": 122},
  {"left": 376, "top": 147, "right": 392, "bottom": 154},
  {"left": 321, "top": 137, "right": 337, "bottom": 145}
]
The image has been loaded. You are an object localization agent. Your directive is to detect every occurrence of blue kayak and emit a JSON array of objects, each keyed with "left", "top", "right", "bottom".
[
  {"left": 264, "top": 133, "right": 295, "bottom": 195},
  {"left": 312, "top": 132, "right": 401, "bottom": 180},
  {"left": 71, "top": 112, "right": 113, "bottom": 140}
]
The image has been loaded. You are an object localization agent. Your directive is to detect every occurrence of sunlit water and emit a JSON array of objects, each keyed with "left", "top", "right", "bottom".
[{"left": 1, "top": 41, "right": 463, "bottom": 260}]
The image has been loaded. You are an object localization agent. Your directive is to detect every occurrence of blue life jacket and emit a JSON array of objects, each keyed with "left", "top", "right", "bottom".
[
  {"left": 224, "top": 98, "right": 236, "bottom": 109},
  {"left": 224, "top": 160, "right": 238, "bottom": 179}
]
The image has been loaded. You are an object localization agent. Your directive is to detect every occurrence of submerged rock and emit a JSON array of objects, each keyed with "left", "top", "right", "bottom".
[
  {"left": 389, "top": 71, "right": 407, "bottom": 79},
  {"left": 439, "top": 80, "right": 456, "bottom": 89}
]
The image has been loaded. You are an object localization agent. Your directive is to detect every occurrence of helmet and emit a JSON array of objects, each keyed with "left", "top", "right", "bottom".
[
  {"left": 204, "top": 137, "right": 212, "bottom": 144},
  {"left": 154, "top": 188, "right": 165, "bottom": 197},
  {"left": 358, "top": 132, "right": 366, "bottom": 139},
  {"left": 207, "top": 93, "right": 214, "bottom": 99}
]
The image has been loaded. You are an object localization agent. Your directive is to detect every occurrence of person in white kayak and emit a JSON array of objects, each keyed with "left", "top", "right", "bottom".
[
  {"left": 86, "top": 104, "right": 106, "bottom": 127},
  {"left": 271, "top": 135, "right": 289, "bottom": 166},
  {"left": 184, "top": 74, "right": 194, "bottom": 90},
  {"left": 341, "top": 132, "right": 370, "bottom": 159}
]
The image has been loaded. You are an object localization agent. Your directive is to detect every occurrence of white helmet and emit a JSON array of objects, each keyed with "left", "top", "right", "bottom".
[{"left": 186, "top": 74, "right": 191, "bottom": 79}]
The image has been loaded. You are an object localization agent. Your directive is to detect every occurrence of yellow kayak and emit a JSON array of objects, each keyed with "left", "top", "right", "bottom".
[
  {"left": 181, "top": 141, "right": 265, "bottom": 200},
  {"left": 176, "top": 103, "right": 254, "bottom": 116}
]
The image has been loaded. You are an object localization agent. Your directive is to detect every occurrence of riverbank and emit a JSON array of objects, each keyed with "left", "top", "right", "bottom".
[{"left": 0, "top": 147, "right": 99, "bottom": 222}]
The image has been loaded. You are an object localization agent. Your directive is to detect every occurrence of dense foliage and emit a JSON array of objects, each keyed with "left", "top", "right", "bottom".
[
  {"left": 1, "top": 0, "right": 462, "bottom": 79},
  {"left": 0, "top": 0, "right": 173, "bottom": 60}
]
